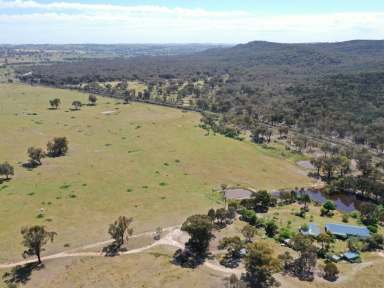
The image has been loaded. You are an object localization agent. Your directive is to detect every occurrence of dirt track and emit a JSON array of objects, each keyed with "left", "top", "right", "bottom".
[{"left": 0, "top": 226, "right": 241, "bottom": 276}]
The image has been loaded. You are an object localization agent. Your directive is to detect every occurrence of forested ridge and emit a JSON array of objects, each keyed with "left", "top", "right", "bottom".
[{"left": 15, "top": 40, "right": 384, "bottom": 150}]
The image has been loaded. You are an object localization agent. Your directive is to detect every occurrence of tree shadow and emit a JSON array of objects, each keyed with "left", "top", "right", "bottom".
[
  {"left": 22, "top": 162, "right": 40, "bottom": 170},
  {"left": 171, "top": 249, "right": 206, "bottom": 268},
  {"left": 220, "top": 255, "right": 241, "bottom": 268},
  {"left": 2, "top": 263, "right": 42, "bottom": 286},
  {"left": 0, "top": 178, "right": 11, "bottom": 185},
  {"left": 102, "top": 242, "right": 127, "bottom": 257}
]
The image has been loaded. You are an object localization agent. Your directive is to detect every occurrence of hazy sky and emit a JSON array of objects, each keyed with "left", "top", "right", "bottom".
[{"left": 1, "top": 0, "right": 384, "bottom": 44}]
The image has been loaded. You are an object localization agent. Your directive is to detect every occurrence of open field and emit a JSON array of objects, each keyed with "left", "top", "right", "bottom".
[
  {"left": 1, "top": 247, "right": 384, "bottom": 288},
  {"left": 0, "top": 246, "right": 225, "bottom": 288},
  {"left": 0, "top": 83, "right": 312, "bottom": 264}
]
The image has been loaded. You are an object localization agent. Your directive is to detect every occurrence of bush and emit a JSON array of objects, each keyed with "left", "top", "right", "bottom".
[
  {"left": 367, "top": 225, "right": 378, "bottom": 233},
  {"left": 342, "top": 214, "right": 349, "bottom": 223},
  {"left": 300, "top": 224, "right": 309, "bottom": 232},
  {"left": 264, "top": 220, "right": 278, "bottom": 238},
  {"left": 47, "top": 137, "right": 68, "bottom": 157},
  {"left": 239, "top": 209, "right": 258, "bottom": 226},
  {"left": 278, "top": 227, "right": 294, "bottom": 242},
  {"left": 364, "top": 234, "right": 384, "bottom": 251},
  {"left": 350, "top": 211, "right": 359, "bottom": 219},
  {"left": 321, "top": 200, "right": 336, "bottom": 217},
  {"left": 323, "top": 262, "right": 339, "bottom": 281}
]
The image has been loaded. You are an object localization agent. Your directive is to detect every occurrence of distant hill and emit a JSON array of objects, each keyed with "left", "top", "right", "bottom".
[
  {"left": 16, "top": 40, "right": 384, "bottom": 84},
  {"left": 198, "top": 40, "right": 384, "bottom": 74}
]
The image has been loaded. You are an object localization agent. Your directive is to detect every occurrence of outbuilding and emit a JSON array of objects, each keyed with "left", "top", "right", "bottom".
[
  {"left": 301, "top": 223, "right": 321, "bottom": 237},
  {"left": 343, "top": 251, "right": 361, "bottom": 263}
]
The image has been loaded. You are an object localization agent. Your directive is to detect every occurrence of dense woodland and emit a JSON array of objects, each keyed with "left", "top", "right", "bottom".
[{"left": 15, "top": 40, "right": 384, "bottom": 150}]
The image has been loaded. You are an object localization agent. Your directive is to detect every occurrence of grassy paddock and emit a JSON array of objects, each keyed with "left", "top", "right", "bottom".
[
  {"left": 0, "top": 246, "right": 225, "bottom": 288},
  {"left": 0, "top": 83, "right": 312, "bottom": 262}
]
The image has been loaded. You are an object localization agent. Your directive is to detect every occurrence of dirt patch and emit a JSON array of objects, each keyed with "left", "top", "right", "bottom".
[
  {"left": 101, "top": 110, "right": 115, "bottom": 115},
  {"left": 224, "top": 188, "right": 254, "bottom": 200},
  {"left": 297, "top": 160, "right": 314, "bottom": 170}
]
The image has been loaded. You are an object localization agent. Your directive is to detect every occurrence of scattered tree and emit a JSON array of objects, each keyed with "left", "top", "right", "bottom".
[
  {"left": 27, "top": 147, "right": 45, "bottom": 166},
  {"left": 181, "top": 214, "right": 213, "bottom": 255},
  {"left": 317, "top": 232, "right": 334, "bottom": 253},
  {"left": 88, "top": 94, "right": 97, "bottom": 105},
  {"left": 49, "top": 98, "right": 61, "bottom": 109},
  {"left": 245, "top": 241, "right": 280, "bottom": 288},
  {"left": 47, "top": 137, "right": 68, "bottom": 157},
  {"left": 347, "top": 237, "right": 363, "bottom": 252},
  {"left": 72, "top": 100, "right": 82, "bottom": 110},
  {"left": 218, "top": 236, "right": 244, "bottom": 267},
  {"left": 242, "top": 224, "right": 257, "bottom": 242},
  {"left": 108, "top": 216, "right": 133, "bottom": 248},
  {"left": 291, "top": 234, "right": 317, "bottom": 281},
  {"left": 215, "top": 208, "right": 229, "bottom": 226},
  {"left": 359, "top": 202, "right": 379, "bottom": 226},
  {"left": 207, "top": 208, "right": 216, "bottom": 223},
  {"left": 364, "top": 234, "right": 384, "bottom": 251},
  {"left": 21, "top": 226, "right": 56, "bottom": 264},
  {"left": 0, "top": 161, "right": 14, "bottom": 179}
]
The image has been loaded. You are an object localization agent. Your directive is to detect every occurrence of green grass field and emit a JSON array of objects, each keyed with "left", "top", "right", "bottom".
[{"left": 0, "top": 83, "right": 312, "bottom": 263}]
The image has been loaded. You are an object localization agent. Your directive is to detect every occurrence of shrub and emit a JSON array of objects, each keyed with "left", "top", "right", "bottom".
[
  {"left": 300, "top": 224, "right": 309, "bottom": 232},
  {"left": 239, "top": 209, "right": 258, "bottom": 226},
  {"left": 367, "top": 225, "right": 378, "bottom": 233},
  {"left": 323, "top": 262, "right": 339, "bottom": 281},
  {"left": 364, "top": 234, "right": 384, "bottom": 251},
  {"left": 278, "top": 227, "right": 294, "bottom": 242},
  {"left": 264, "top": 220, "right": 278, "bottom": 238}
]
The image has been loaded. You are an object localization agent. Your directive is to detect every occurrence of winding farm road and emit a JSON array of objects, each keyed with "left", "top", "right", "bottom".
[{"left": 0, "top": 226, "right": 241, "bottom": 276}]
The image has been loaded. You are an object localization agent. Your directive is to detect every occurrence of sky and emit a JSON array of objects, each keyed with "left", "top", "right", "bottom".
[{"left": 0, "top": 0, "right": 384, "bottom": 44}]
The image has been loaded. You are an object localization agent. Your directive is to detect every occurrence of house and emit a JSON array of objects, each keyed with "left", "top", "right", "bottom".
[
  {"left": 325, "top": 223, "right": 370, "bottom": 239},
  {"left": 301, "top": 223, "right": 321, "bottom": 237}
]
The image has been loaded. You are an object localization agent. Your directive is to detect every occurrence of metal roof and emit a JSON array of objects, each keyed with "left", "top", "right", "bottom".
[
  {"left": 301, "top": 223, "right": 321, "bottom": 237},
  {"left": 343, "top": 251, "right": 360, "bottom": 260},
  {"left": 325, "top": 223, "right": 370, "bottom": 238}
]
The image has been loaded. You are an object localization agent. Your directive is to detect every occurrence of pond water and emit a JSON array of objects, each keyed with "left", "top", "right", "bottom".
[
  {"left": 273, "top": 189, "right": 365, "bottom": 213},
  {"left": 302, "top": 190, "right": 365, "bottom": 212}
]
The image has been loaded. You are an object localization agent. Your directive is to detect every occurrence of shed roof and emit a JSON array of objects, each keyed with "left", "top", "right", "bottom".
[
  {"left": 301, "top": 223, "right": 321, "bottom": 237},
  {"left": 325, "top": 223, "right": 370, "bottom": 238},
  {"left": 343, "top": 251, "right": 360, "bottom": 260}
]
